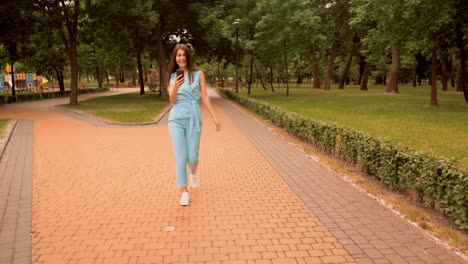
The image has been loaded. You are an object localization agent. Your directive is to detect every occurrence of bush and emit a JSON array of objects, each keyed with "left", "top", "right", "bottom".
[{"left": 219, "top": 88, "right": 468, "bottom": 229}]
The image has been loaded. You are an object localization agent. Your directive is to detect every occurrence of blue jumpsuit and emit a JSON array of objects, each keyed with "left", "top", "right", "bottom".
[{"left": 168, "top": 70, "right": 202, "bottom": 187}]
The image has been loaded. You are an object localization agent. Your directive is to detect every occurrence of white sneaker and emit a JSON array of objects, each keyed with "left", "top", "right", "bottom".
[
  {"left": 179, "top": 192, "right": 189, "bottom": 206},
  {"left": 190, "top": 173, "right": 200, "bottom": 189}
]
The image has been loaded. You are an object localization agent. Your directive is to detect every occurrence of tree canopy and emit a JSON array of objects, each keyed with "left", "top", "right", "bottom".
[{"left": 0, "top": 0, "right": 466, "bottom": 104}]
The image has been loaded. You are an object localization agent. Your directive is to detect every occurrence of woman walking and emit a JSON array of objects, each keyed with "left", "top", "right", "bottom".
[{"left": 167, "top": 44, "right": 221, "bottom": 206}]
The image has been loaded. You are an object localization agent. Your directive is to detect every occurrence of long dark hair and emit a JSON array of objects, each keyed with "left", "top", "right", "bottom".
[{"left": 167, "top": 44, "right": 198, "bottom": 84}]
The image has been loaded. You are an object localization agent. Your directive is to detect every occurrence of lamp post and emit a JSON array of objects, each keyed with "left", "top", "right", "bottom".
[{"left": 233, "top": 18, "right": 241, "bottom": 93}]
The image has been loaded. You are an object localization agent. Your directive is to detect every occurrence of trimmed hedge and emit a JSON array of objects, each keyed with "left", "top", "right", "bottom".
[
  {"left": 219, "top": 89, "right": 468, "bottom": 229},
  {"left": 0, "top": 88, "right": 109, "bottom": 105}
]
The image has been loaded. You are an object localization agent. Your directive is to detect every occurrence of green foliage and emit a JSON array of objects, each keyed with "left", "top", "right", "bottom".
[
  {"left": 0, "top": 119, "right": 8, "bottom": 136},
  {"left": 314, "top": 0, "right": 352, "bottom": 54},
  {"left": 254, "top": 0, "right": 322, "bottom": 84},
  {"left": 0, "top": 0, "right": 34, "bottom": 60},
  {"left": 24, "top": 10, "right": 68, "bottom": 78},
  {"left": 0, "top": 93, "right": 15, "bottom": 104},
  {"left": 219, "top": 88, "right": 468, "bottom": 229}
]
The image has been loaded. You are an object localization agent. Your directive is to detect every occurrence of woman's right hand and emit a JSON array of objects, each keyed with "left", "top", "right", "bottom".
[{"left": 174, "top": 74, "right": 184, "bottom": 89}]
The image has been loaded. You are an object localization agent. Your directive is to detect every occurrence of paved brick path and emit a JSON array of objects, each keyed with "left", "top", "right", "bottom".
[
  {"left": 0, "top": 120, "right": 33, "bottom": 264},
  {"left": 0, "top": 88, "right": 466, "bottom": 264}
]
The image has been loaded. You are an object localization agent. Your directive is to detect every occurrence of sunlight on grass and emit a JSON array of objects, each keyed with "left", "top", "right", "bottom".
[
  {"left": 0, "top": 119, "right": 8, "bottom": 138},
  {"left": 433, "top": 227, "right": 468, "bottom": 254},
  {"left": 63, "top": 92, "right": 168, "bottom": 123},
  {"left": 245, "top": 84, "right": 468, "bottom": 169}
]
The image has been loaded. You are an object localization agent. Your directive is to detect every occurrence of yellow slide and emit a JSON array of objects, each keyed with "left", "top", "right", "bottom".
[{"left": 36, "top": 77, "right": 49, "bottom": 91}]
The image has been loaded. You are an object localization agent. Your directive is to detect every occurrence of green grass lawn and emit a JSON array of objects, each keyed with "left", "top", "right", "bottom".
[
  {"left": 63, "top": 92, "right": 168, "bottom": 123},
  {"left": 0, "top": 119, "right": 8, "bottom": 138},
  {"left": 243, "top": 83, "right": 468, "bottom": 169}
]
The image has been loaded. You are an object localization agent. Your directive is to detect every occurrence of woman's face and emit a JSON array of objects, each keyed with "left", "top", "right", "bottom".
[{"left": 176, "top": 49, "right": 187, "bottom": 69}]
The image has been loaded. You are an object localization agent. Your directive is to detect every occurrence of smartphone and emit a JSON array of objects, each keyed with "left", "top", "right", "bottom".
[{"left": 176, "top": 69, "right": 184, "bottom": 78}]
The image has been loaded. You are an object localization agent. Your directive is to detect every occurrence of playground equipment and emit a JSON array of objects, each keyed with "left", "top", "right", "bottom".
[{"left": 1, "top": 64, "right": 49, "bottom": 92}]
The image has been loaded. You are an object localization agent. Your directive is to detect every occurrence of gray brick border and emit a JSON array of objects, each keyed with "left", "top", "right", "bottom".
[{"left": 0, "top": 120, "right": 33, "bottom": 264}]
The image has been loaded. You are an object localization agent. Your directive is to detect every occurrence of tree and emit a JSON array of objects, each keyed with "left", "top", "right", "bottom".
[
  {"left": 351, "top": 0, "right": 414, "bottom": 94},
  {"left": 315, "top": 0, "right": 352, "bottom": 90},
  {"left": 86, "top": 0, "right": 156, "bottom": 95},
  {"left": 454, "top": 0, "right": 468, "bottom": 103},
  {"left": 404, "top": 0, "right": 460, "bottom": 106},
  {"left": 225, "top": 0, "right": 260, "bottom": 95},
  {"left": 26, "top": 13, "right": 68, "bottom": 91},
  {"left": 0, "top": 0, "right": 34, "bottom": 100},
  {"left": 36, "top": 0, "right": 81, "bottom": 104},
  {"left": 338, "top": 33, "right": 359, "bottom": 89},
  {"left": 255, "top": 0, "right": 321, "bottom": 96},
  {"left": 360, "top": 60, "right": 371, "bottom": 90}
]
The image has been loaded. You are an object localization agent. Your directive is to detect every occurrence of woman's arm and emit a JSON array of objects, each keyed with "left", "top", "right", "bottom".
[{"left": 199, "top": 71, "right": 221, "bottom": 131}]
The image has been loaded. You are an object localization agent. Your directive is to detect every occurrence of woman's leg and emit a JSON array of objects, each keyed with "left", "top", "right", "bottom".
[
  {"left": 186, "top": 130, "right": 201, "bottom": 174},
  {"left": 168, "top": 120, "right": 188, "bottom": 189},
  {"left": 186, "top": 126, "right": 201, "bottom": 189}
]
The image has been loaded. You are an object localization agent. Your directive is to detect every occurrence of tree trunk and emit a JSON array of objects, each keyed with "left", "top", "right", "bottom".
[
  {"left": 312, "top": 62, "right": 321, "bottom": 89},
  {"left": 455, "top": 17, "right": 468, "bottom": 102},
  {"left": 339, "top": 50, "right": 353, "bottom": 89},
  {"left": 387, "top": 41, "right": 401, "bottom": 94},
  {"left": 441, "top": 58, "right": 448, "bottom": 91},
  {"left": 69, "top": 39, "right": 78, "bottom": 104},
  {"left": 283, "top": 49, "right": 290, "bottom": 97},
  {"left": 248, "top": 56, "right": 254, "bottom": 95},
  {"left": 63, "top": 0, "right": 80, "bottom": 105},
  {"left": 412, "top": 60, "right": 417, "bottom": 87},
  {"left": 457, "top": 72, "right": 462, "bottom": 92},
  {"left": 115, "top": 70, "right": 120, "bottom": 86},
  {"left": 324, "top": 46, "right": 336, "bottom": 90},
  {"left": 54, "top": 67, "right": 65, "bottom": 92},
  {"left": 96, "top": 64, "right": 102, "bottom": 89},
  {"left": 216, "top": 62, "right": 220, "bottom": 87},
  {"left": 137, "top": 52, "right": 145, "bottom": 95},
  {"left": 298, "top": 73, "right": 303, "bottom": 85},
  {"left": 120, "top": 67, "right": 125, "bottom": 83},
  {"left": 361, "top": 62, "right": 370, "bottom": 91},
  {"left": 254, "top": 65, "right": 267, "bottom": 90},
  {"left": 451, "top": 53, "right": 456, "bottom": 88},
  {"left": 358, "top": 57, "right": 366, "bottom": 85},
  {"left": 59, "top": 70, "right": 64, "bottom": 91},
  {"left": 269, "top": 67, "right": 275, "bottom": 92},
  {"left": 339, "top": 34, "right": 359, "bottom": 89},
  {"left": 430, "top": 46, "right": 438, "bottom": 106},
  {"left": 156, "top": 35, "right": 168, "bottom": 100},
  {"left": 53, "top": 67, "right": 59, "bottom": 90},
  {"left": 99, "top": 65, "right": 104, "bottom": 88},
  {"left": 297, "top": 76, "right": 303, "bottom": 84}
]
